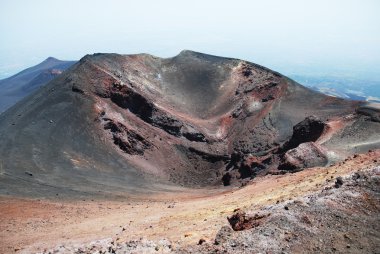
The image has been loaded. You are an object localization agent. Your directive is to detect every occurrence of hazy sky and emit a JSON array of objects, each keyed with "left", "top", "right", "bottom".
[{"left": 0, "top": 0, "right": 379, "bottom": 79}]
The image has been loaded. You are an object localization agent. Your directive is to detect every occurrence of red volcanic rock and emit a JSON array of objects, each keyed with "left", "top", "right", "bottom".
[
  {"left": 279, "top": 142, "right": 328, "bottom": 171},
  {"left": 227, "top": 211, "right": 270, "bottom": 231}
]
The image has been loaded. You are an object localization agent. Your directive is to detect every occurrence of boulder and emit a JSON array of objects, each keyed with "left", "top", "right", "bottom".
[
  {"left": 279, "top": 142, "right": 328, "bottom": 171},
  {"left": 282, "top": 116, "right": 326, "bottom": 151},
  {"left": 227, "top": 211, "right": 270, "bottom": 231}
]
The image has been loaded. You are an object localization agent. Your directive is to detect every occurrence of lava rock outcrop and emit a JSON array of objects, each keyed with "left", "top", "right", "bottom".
[
  {"left": 279, "top": 142, "right": 328, "bottom": 171},
  {"left": 280, "top": 115, "right": 326, "bottom": 152}
]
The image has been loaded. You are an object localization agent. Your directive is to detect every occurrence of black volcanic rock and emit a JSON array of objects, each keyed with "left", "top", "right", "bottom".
[
  {"left": 281, "top": 115, "right": 326, "bottom": 152},
  {"left": 0, "top": 50, "right": 378, "bottom": 198}
]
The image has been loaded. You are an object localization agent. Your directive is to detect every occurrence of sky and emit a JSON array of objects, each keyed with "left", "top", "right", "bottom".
[{"left": 0, "top": 0, "right": 379, "bottom": 80}]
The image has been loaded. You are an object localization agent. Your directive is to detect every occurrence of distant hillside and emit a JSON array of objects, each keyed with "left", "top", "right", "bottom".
[{"left": 0, "top": 57, "right": 76, "bottom": 113}]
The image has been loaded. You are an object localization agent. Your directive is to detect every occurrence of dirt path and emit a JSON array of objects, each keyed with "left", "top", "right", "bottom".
[{"left": 0, "top": 150, "right": 378, "bottom": 253}]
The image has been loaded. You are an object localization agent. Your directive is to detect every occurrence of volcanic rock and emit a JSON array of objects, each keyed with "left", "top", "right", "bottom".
[
  {"left": 180, "top": 167, "right": 380, "bottom": 254},
  {"left": 214, "top": 226, "right": 234, "bottom": 245},
  {"left": 281, "top": 115, "right": 326, "bottom": 152},
  {"left": 227, "top": 211, "right": 270, "bottom": 231},
  {"left": 356, "top": 102, "right": 380, "bottom": 122},
  {"left": 279, "top": 142, "right": 328, "bottom": 171},
  {"left": 335, "top": 176, "right": 344, "bottom": 188}
]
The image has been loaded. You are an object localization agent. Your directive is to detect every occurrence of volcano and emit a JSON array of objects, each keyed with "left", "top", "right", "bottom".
[
  {"left": 0, "top": 50, "right": 379, "bottom": 199},
  {"left": 0, "top": 57, "right": 75, "bottom": 114},
  {"left": 1, "top": 51, "right": 380, "bottom": 253}
]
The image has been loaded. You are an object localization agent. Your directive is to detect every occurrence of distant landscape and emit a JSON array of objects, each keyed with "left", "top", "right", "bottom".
[{"left": 290, "top": 75, "right": 380, "bottom": 102}]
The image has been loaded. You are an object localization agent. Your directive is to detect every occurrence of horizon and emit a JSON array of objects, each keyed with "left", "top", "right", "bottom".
[{"left": 1, "top": 0, "right": 380, "bottom": 80}]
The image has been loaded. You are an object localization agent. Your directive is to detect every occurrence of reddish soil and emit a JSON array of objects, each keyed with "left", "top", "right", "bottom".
[{"left": 0, "top": 150, "right": 378, "bottom": 253}]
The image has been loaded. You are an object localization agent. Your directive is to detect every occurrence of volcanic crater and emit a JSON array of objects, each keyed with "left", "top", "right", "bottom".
[
  {"left": 0, "top": 50, "right": 379, "bottom": 198},
  {"left": 0, "top": 51, "right": 380, "bottom": 253}
]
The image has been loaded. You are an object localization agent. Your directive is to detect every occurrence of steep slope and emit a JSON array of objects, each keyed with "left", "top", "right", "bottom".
[
  {"left": 0, "top": 57, "right": 76, "bottom": 113},
  {"left": 0, "top": 51, "right": 379, "bottom": 198}
]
